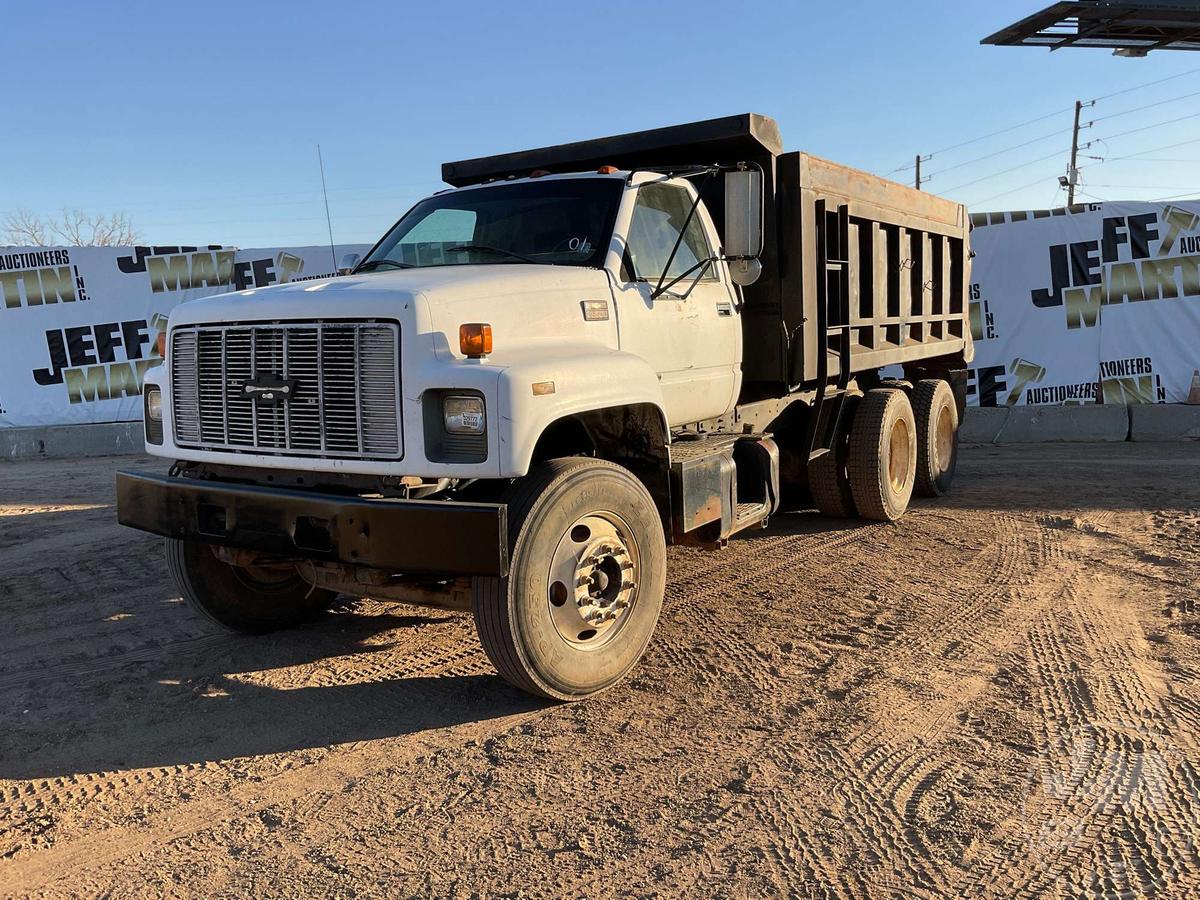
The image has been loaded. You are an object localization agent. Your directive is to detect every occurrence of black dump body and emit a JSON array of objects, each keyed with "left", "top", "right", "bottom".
[{"left": 443, "top": 114, "right": 973, "bottom": 401}]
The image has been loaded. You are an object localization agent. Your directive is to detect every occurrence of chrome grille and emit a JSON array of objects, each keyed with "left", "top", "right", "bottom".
[{"left": 171, "top": 321, "right": 402, "bottom": 460}]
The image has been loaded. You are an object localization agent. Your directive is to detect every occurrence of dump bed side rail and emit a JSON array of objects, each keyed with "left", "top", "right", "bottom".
[{"left": 779, "top": 152, "right": 974, "bottom": 387}]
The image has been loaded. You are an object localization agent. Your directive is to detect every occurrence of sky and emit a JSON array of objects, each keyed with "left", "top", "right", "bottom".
[{"left": 2, "top": 0, "right": 1199, "bottom": 248}]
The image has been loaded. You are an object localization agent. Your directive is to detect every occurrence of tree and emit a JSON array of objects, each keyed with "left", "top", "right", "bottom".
[{"left": 3, "top": 208, "right": 141, "bottom": 247}]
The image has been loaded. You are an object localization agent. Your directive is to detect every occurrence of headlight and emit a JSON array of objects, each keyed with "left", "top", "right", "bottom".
[
  {"left": 146, "top": 387, "right": 163, "bottom": 421},
  {"left": 144, "top": 387, "right": 164, "bottom": 446},
  {"left": 443, "top": 395, "right": 484, "bottom": 434}
]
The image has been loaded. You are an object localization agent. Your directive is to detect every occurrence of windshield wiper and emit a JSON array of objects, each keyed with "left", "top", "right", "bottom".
[
  {"left": 355, "top": 259, "right": 415, "bottom": 272},
  {"left": 445, "top": 244, "right": 547, "bottom": 265}
]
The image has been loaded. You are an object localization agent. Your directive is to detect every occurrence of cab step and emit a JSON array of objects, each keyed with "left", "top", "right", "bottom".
[
  {"left": 732, "top": 500, "right": 772, "bottom": 534},
  {"left": 669, "top": 434, "right": 780, "bottom": 547}
]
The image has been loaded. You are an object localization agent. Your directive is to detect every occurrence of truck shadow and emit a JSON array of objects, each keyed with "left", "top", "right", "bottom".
[{"left": 0, "top": 601, "right": 546, "bottom": 781}]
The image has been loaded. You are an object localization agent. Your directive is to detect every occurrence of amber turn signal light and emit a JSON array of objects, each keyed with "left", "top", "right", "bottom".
[{"left": 459, "top": 323, "right": 493, "bottom": 358}]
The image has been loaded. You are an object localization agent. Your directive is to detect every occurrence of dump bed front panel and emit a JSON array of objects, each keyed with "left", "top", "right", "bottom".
[{"left": 777, "top": 152, "right": 972, "bottom": 387}]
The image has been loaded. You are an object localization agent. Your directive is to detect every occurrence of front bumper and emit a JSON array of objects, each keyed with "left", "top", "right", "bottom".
[{"left": 116, "top": 471, "right": 508, "bottom": 576}]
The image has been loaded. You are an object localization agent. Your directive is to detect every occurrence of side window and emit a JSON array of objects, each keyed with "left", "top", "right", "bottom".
[{"left": 626, "top": 183, "right": 714, "bottom": 284}]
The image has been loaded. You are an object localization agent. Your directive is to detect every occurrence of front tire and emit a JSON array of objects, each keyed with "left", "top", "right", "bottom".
[
  {"left": 166, "top": 538, "right": 336, "bottom": 634},
  {"left": 472, "top": 458, "right": 666, "bottom": 701}
]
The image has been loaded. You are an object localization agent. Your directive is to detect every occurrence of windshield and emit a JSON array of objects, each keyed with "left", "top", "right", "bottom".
[{"left": 362, "top": 178, "right": 623, "bottom": 270}]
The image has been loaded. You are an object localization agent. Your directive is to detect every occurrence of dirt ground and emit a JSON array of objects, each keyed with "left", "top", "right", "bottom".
[{"left": 1, "top": 443, "right": 1199, "bottom": 898}]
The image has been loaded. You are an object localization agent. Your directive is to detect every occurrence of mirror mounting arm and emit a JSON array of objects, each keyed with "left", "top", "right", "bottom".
[
  {"left": 650, "top": 256, "right": 716, "bottom": 300},
  {"left": 651, "top": 167, "right": 719, "bottom": 301}
]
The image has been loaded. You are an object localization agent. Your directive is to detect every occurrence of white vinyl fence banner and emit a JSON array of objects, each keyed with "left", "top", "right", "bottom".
[
  {"left": 965, "top": 200, "right": 1200, "bottom": 407},
  {"left": 0, "top": 243, "right": 369, "bottom": 427},
  {"left": 3, "top": 200, "right": 1198, "bottom": 427}
]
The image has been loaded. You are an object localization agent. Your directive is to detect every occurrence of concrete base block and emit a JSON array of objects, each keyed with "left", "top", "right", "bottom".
[
  {"left": 959, "top": 407, "right": 1010, "bottom": 444},
  {"left": 998, "top": 406, "right": 1129, "bottom": 443},
  {"left": 960, "top": 405, "right": 1130, "bottom": 443},
  {"left": 1130, "top": 404, "right": 1200, "bottom": 442},
  {"left": 1, "top": 422, "right": 145, "bottom": 460}
]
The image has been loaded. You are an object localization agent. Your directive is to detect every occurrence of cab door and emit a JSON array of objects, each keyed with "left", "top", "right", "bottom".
[{"left": 610, "top": 178, "right": 742, "bottom": 426}]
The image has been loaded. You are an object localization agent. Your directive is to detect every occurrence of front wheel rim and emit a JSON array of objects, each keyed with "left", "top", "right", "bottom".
[{"left": 545, "top": 511, "right": 640, "bottom": 650}]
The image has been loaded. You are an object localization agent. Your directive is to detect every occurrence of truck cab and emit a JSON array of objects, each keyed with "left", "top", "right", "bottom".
[{"left": 118, "top": 114, "right": 971, "bottom": 700}]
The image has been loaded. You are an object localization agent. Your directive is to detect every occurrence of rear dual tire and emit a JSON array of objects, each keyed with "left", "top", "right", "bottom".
[
  {"left": 848, "top": 388, "right": 918, "bottom": 522},
  {"left": 809, "top": 396, "right": 858, "bottom": 519},
  {"left": 912, "top": 379, "right": 959, "bottom": 498}
]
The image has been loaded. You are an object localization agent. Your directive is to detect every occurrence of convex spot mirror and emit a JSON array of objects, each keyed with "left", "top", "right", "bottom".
[
  {"left": 729, "top": 258, "right": 763, "bottom": 287},
  {"left": 339, "top": 252, "right": 361, "bottom": 275},
  {"left": 724, "top": 169, "right": 764, "bottom": 273}
]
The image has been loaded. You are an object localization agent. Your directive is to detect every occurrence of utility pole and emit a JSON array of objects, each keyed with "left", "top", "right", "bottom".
[
  {"left": 914, "top": 154, "right": 932, "bottom": 191},
  {"left": 1067, "top": 100, "right": 1083, "bottom": 206}
]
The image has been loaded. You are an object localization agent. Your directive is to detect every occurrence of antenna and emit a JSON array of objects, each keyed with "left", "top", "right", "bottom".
[{"left": 317, "top": 144, "right": 337, "bottom": 272}]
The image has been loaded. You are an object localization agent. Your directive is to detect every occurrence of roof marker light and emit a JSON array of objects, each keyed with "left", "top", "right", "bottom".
[{"left": 597, "top": 165, "right": 618, "bottom": 174}]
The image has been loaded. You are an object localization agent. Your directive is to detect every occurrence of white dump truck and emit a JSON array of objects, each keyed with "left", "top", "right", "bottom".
[{"left": 117, "top": 114, "right": 973, "bottom": 699}]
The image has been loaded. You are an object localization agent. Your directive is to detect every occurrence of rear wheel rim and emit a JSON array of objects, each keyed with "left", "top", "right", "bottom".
[
  {"left": 545, "top": 511, "right": 640, "bottom": 650},
  {"left": 888, "top": 417, "right": 912, "bottom": 493},
  {"left": 934, "top": 405, "right": 955, "bottom": 475}
]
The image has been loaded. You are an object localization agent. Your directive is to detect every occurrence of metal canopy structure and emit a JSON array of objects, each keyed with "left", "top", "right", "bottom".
[{"left": 982, "top": 1, "right": 1200, "bottom": 54}]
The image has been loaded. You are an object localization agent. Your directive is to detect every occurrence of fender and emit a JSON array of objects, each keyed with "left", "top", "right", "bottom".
[{"left": 493, "top": 344, "right": 668, "bottom": 477}]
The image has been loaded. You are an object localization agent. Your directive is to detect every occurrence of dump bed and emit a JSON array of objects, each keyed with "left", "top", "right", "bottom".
[
  {"left": 776, "top": 151, "right": 972, "bottom": 389},
  {"left": 442, "top": 114, "right": 972, "bottom": 398}
]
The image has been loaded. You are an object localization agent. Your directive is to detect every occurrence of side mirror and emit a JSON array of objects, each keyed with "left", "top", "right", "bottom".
[
  {"left": 338, "top": 252, "right": 361, "bottom": 275},
  {"left": 724, "top": 169, "right": 764, "bottom": 260}
]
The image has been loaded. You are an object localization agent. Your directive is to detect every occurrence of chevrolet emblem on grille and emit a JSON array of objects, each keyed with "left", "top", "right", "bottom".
[{"left": 240, "top": 373, "right": 298, "bottom": 406}]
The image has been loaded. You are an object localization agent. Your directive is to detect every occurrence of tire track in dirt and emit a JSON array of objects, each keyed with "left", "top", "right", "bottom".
[
  {"left": 753, "top": 767, "right": 861, "bottom": 899},
  {"left": 0, "top": 639, "right": 532, "bottom": 891},
  {"left": 833, "top": 516, "right": 1061, "bottom": 757},
  {"left": 719, "top": 513, "right": 1059, "bottom": 898},
  {"left": 6, "top": 521, "right": 877, "bottom": 867},
  {"left": 950, "top": 572, "right": 1200, "bottom": 898},
  {"left": 0, "top": 621, "right": 489, "bottom": 834},
  {"left": 0, "top": 632, "right": 237, "bottom": 693},
  {"left": 651, "top": 520, "right": 892, "bottom": 696},
  {"left": 512, "top": 522, "right": 898, "bottom": 899},
  {"left": 758, "top": 513, "right": 1075, "bottom": 898}
]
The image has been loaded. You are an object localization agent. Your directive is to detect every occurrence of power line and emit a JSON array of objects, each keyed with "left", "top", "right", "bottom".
[
  {"left": 922, "top": 106, "right": 1074, "bottom": 160},
  {"left": 921, "top": 125, "right": 1078, "bottom": 181},
  {"left": 970, "top": 173, "right": 1063, "bottom": 208},
  {"left": 883, "top": 104, "right": 1073, "bottom": 175},
  {"left": 1106, "top": 157, "right": 1200, "bottom": 163},
  {"left": 1083, "top": 110, "right": 1200, "bottom": 149},
  {"left": 1109, "top": 135, "right": 1200, "bottom": 160},
  {"left": 1151, "top": 190, "right": 1200, "bottom": 202},
  {"left": 1088, "top": 64, "right": 1200, "bottom": 103},
  {"left": 940, "top": 147, "right": 1066, "bottom": 195},
  {"left": 890, "top": 66, "right": 1200, "bottom": 203},
  {"left": 890, "top": 65, "right": 1200, "bottom": 179},
  {"left": 1088, "top": 88, "right": 1200, "bottom": 124}
]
